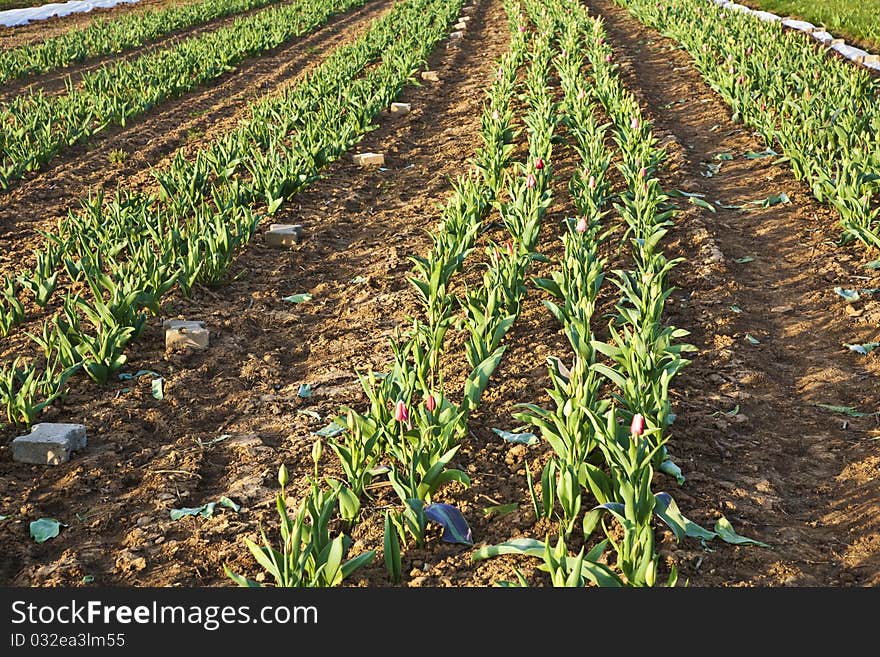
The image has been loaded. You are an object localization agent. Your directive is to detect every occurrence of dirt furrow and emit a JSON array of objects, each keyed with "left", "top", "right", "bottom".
[{"left": 586, "top": 0, "right": 880, "bottom": 586}]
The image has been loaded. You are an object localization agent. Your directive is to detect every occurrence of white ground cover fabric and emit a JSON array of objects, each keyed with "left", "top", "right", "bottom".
[{"left": 0, "top": 0, "right": 139, "bottom": 27}]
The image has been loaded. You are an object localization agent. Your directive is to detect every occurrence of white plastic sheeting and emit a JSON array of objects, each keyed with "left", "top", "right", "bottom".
[{"left": 0, "top": 0, "right": 139, "bottom": 28}]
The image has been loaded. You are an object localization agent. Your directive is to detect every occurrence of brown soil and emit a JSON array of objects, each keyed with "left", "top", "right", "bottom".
[
  {"left": 0, "top": 0, "right": 298, "bottom": 103},
  {"left": 0, "top": 0, "right": 878, "bottom": 588},
  {"left": 0, "top": 0, "right": 191, "bottom": 51}
]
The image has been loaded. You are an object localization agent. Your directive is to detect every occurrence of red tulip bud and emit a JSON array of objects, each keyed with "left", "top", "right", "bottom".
[
  {"left": 630, "top": 116, "right": 640, "bottom": 131},
  {"left": 505, "top": 240, "right": 515, "bottom": 256},
  {"left": 639, "top": 167, "right": 647, "bottom": 179},
  {"left": 394, "top": 400, "right": 409, "bottom": 423},
  {"left": 588, "top": 175, "right": 596, "bottom": 190},
  {"left": 760, "top": 102, "right": 767, "bottom": 111},
  {"left": 575, "top": 217, "right": 588, "bottom": 233},
  {"left": 737, "top": 75, "right": 744, "bottom": 85},
  {"left": 630, "top": 413, "right": 646, "bottom": 436},
  {"left": 598, "top": 37, "right": 605, "bottom": 45},
  {"left": 535, "top": 158, "right": 544, "bottom": 170},
  {"left": 526, "top": 173, "right": 536, "bottom": 189},
  {"left": 425, "top": 394, "right": 436, "bottom": 412},
  {"left": 605, "top": 53, "right": 613, "bottom": 63},
  {"left": 746, "top": 46, "right": 753, "bottom": 55},
  {"left": 519, "top": 24, "right": 526, "bottom": 33},
  {"left": 577, "top": 88, "right": 586, "bottom": 101}
]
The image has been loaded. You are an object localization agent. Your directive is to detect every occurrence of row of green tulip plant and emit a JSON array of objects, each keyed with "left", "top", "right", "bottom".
[
  {"left": 0, "top": 0, "right": 286, "bottom": 85},
  {"left": 0, "top": 0, "right": 370, "bottom": 190},
  {"left": 472, "top": 0, "right": 701, "bottom": 587},
  {"left": 615, "top": 0, "right": 880, "bottom": 251},
  {"left": 230, "top": 0, "right": 565, "bottom": 586},
  {"left": 0, "top": 0, "right": 461, "bottom": 436}
]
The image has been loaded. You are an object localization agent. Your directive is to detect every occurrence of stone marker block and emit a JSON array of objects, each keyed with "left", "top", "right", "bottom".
[
  {"left": 454, "top": 21, "right": 467, "bottom": 30},
  {"left": 459, "top": 15, "right": 471, "bottom": 22},
  {"left": 421, "top": 70, "right": 440, "bottom": 82},
  {"left": 12, "top": 423, "right": 86, "bottom": 465},
  {"left": 265, "top": 223, "right": 303, "bottom": 247},
  {"left": 781, "top": 18, "right": 815, "bottom": 32},
  {"left": 863, "top": 54, "right": 880, "bottom": 64},
  {"left": 461, "top": 5, "right": 474, "bottom": 13},
  {"left": 164, "top": 319, "right": 209, "bottom": 352},
  {"left": 865, "top": 60, "right": 880, "bottom": 71},
  {"left": 390, "top": 102, "right": 411, "bottom": 116},
  {"left": 449, "top": 30, "right": 464, "bottom": 39},
  {"left": 352, "top": 152, "right": 384, "bottom": 166}
]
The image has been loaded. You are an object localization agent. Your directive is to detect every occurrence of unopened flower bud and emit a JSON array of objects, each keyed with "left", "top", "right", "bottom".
[
  {"left": 425, "top": 394, "right": 437, "bottom": 412},
  {"left": 526, "top": 173, "right": 537, "bottom": 189},
  {"left": 575, "top": 217, "right": 588, "bottom": 233},
  {"left": 394, "top": 400, "right": 409, "bottom": 423},
  {"left": 535, "top": 158, "right": 544, "bottom": 170},
  {"left": 630, "top": 413, "right": 646, "bottom": 437}
]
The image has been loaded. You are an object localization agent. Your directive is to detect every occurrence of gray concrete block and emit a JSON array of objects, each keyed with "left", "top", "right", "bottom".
[
  {"left": 265, "top": 223, "right": 304, "bottom": 247},
  {"left": 164, "top": 319, "right": 209, "bottom": 352},
  {"left": 421, "top": 70, "right": 440, "bottom": 82},
  {"left": 390, "top": 102, "right": 411, "bottom": 116},
  {"left": 12, "top": 423, "right": 86, "bottom": 465}
]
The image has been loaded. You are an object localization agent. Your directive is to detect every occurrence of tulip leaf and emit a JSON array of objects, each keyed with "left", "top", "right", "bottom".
[
  {"left": 743, "top": 149, "right": 777, "bottom": 159},
  {"left": 715, "top": 153, "right": 733, "bottom": 161},
  {"left": 865, "top": 260, "right": 880, "bottom": 270},
  {"left": 297, "top": 383, "right": 312, "bottom": 398},
  {"left": 669, "top": 189, "right": 706, "bottom": 198},
  {"left": 690, "top": 197, "right": 716, "bottom": 213},
  {"left": 424, "top": 503, "right": 472, "bottom": 545},
  {"left": 814, "top": 404, "right": 869, "bottom": 417},
  {"left": 219, "top": 496, "right": 240, "bottom": 513},
  {"left": 745, "top": 333, "right": 761, "bottom": 345},
  {"left": 734, "top": 256, "right": 754, "bottom": 264},
  {"left": 472, "top": 538, "right": 546, "bottom": 561},
  {"left": 491, "top": 428, "right": 538, "bottom": 445},
  {"left": 170, "top": 504, "right": 215, "bottom": 520},
  {"left": 714, "top": 516, "right": 770, "bottom": 547},
  {"left": 833, "top": 287, "right": 860, "bottom": 302},
  {"left": 659, "top": 459, "right": 685, "bottom": 485},
  {"left": 654, "top": 493, "right": 717, "bottom": 542},
  {"left": 296, "top": 409, "right": 322, "bottom": 420},
  {"left": 151, "top": 377, "right": 164, "bottom": 400},
  {"left": 729, "top": 305, "right": 743, "bottom": 313},
  {"left": 283, "top": 293, "right": 313, "bottom": 304},
  {"left": 314, "top": 419, "right": 345, "bottom": 437},
  {"left": 844, "top": 342, "right": 880, "bottom": 355},
  {"left": 483, "top": 503, "right": 519, "bottom": 519},
  {"left": 118, "top": 369, "right": 160, "bottom": 381},
  {"left": 30, "top": 518, "right": 64, "bottom": 543}
]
